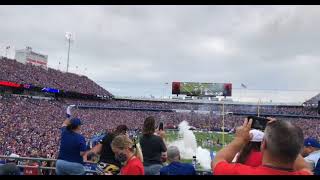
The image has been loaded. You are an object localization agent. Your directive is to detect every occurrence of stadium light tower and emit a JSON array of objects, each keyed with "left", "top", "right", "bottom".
[
  {"left": 5, "top": 46, "right": 10, "bottom": 58},
  {"left": 65, "top": 32, "right": 74, "bottom": 73}
]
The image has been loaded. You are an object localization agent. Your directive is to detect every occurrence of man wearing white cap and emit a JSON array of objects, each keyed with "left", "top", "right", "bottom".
[{"left": 232, "top": 129, "right": 264, "bottom": 167}]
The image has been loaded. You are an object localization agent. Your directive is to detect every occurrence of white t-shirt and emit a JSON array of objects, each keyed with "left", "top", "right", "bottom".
[{"left": 304, "top": 150, "right": 320, "bottom": 169}]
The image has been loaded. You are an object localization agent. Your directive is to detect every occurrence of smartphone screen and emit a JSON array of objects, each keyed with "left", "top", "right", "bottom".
[
  {"left": 159, "top": 122, "right": 164, "bottom": 131},
  {"left": 248, "top": 116, "right": 268, "bottom": 130}
]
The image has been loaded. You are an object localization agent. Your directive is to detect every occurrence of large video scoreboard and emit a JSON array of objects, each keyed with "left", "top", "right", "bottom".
[{"left": 172, "top": 82, "right": 232, "bottom": 97}]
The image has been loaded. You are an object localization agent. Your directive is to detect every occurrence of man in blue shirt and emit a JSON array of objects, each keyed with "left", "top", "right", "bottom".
[
  {"left": 56, "top": 116, "right": 87, "bottom": 175},
  {"left": 303, "top": 138, "right": 320, "bottom": 174},
  {"left": 160, "top": 146, "right": 196, "bottom": 175}
]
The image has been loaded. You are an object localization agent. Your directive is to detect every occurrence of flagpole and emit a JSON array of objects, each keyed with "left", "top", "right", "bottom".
[
  {"left": 67, "top": 38, "right": 71, "bottom": 73},
  {"left": 222, "top": 100, "right": 225, "bottom": 146},
  {"left": 257, "top": 98, "right": 261, "bottom": 117},
  {"left": 65, "top": 32, "right": 74, "bottom": 73}
]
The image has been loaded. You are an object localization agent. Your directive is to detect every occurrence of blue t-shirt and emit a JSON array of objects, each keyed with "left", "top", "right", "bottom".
[
  {"left": 57, "top": 127, "right": 87, "bottom": 164},
  {"left": 160, "top": 161, "right": 196, "bottom": 175}
]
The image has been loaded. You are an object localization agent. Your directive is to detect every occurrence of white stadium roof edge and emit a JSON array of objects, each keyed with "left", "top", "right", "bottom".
[{"left": 114, "top": 96, "right": 303, "bottom": 106}]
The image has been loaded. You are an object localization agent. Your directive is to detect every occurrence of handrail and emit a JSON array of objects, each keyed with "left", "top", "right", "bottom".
[
  {"left": 0, "top": 155, "right": 211, "bottom": 175},
  {"left": 0, "top": 155, "right": 56, "bottom": 162},
  {"left": 0, "top": 155, "right": 97, "bottom": 175}
]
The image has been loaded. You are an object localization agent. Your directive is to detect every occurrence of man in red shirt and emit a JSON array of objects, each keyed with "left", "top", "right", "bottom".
[
  {"left": 111, "top": 135, "right": 144, "bottom": 175},
  {"left": 212, "top": 118, "right": 312, "bottom": 175}
]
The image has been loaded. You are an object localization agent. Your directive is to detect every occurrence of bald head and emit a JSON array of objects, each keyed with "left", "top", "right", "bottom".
[
  {"left": 167, "top": 146, "right": 180, "bottom": 162},
  {"left": 264, "top": 120, "right": 304, "bottom": 163}
]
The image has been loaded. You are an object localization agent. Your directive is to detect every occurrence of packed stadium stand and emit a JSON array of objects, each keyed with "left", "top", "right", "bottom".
[
  {"left": 1, "top": 94, "right": 320, "bottom": 159},
  {"left": 0, "top": 56, "right": 320, "bottom": 174},
  {"left": 0, "top": 57, "right": 112, "bottom": 97}
]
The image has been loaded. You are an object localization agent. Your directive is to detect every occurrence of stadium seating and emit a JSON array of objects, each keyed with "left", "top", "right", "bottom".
[
  {"left": 1, "top": 95, "right": 319, "bottom": 160},
  {"left": 0, "top": 57, "right": 112, "bottom": 97}
]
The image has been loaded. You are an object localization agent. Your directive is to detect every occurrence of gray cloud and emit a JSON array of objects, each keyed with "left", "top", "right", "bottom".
[{"left": 1, "top": 5, "right": 319, "bottom": 102}]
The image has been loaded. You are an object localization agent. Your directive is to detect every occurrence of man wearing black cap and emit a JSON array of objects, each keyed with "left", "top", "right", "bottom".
[{"left": 56, "top": 106, "right": 87, "bottom": 175}]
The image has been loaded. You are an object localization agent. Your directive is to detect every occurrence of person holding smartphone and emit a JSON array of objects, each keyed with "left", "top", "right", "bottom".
[
  {"left": 233, "top": 129, "right": 264, "bottom": 167},
  {"left": 140, "top": 117, "right": 167, "bottom": 175},
  {"left": 56, "top": 105, "right": 87, "bottom": 175},
  {"left": 212, "top": 117, "right": 312, "bottom": 175}
]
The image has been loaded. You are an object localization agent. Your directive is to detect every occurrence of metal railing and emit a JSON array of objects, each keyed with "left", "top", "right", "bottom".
[
  {"left": 0, "top": 156, "right": 97, "bottom": 175},
  {"left": 0, "top": 155, "right": 211, "bottom": 175}
]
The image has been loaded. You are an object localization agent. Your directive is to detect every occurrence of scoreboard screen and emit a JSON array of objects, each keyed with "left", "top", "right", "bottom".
[{"left": 172, "top": 82, "right": 232, "bottom": 97}]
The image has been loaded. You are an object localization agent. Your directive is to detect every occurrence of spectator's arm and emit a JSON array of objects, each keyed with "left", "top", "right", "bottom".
[
  {"left": 79, "top": 137, "right": 87, "bottom": 157},
  {"left": 89, "top": 143, "right": 103, "bottom": 155},
  {"left": 212, "top": 137, "right": 246, "bottom": 169},
  {"left": 159, "top": 137, "right": 168, "bottom": 163},
  {"left": 211, "top": 118, "right": 252, "bottom": 170},
  {"left": 62, "top": 104, "right": 76, "bottom": 127},
  {"left": 65, "top": 105, "right": 75, "bottom": 119},
  {"left": 135, "top": 143, "right": 144, "bottom": 163},
  {"left": 160, "top": 137, "right": 167, "bottom": 153},
  {"left": 294, "top": 154, "right": 313, "bottom": 172},
  {"left": 158, "top": 130, "right": 166, "bottom": 140},
  {"left": 83, "top": 144, "right": 102, "bottom": 162}
]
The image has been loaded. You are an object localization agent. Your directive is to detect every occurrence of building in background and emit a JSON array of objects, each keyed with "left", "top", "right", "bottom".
[{"left": 15, "top": 47, "right": 48, "bottom": 68}]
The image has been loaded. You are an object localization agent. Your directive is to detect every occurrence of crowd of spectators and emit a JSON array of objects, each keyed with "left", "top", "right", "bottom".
[
  {"left": 1, "top": 95, "right": 320, "bottom": 160},
  {"left": 1, "top": 53, "right": 319, "bottom": 175},
  {"left": 66, "top": 99, "right": 319, "bottom": 117},
  {"left": 0, "top": 57, "right": 112, "bottom": 97}
]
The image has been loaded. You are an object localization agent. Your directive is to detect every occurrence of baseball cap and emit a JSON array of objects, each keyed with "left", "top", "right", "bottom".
[
  {"left": 249, "top": 129, "right": 264, "bottom": 142},
  {"left": 70, "top": 118, "right": 82, "bottom": 127},
  {"left": 304, "top": 138, "right": 320, "bottom": 148}
]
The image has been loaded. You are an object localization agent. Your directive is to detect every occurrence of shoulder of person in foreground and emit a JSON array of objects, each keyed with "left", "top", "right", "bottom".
[
  {"left": 184, "top": 162, "right": 196, "bottom": 175},
  {"left": 159, "top": 165, "right": 170, "bottom": 175},
  {"left": 213, "top": 161, "right": 256, "bottom": 175}
]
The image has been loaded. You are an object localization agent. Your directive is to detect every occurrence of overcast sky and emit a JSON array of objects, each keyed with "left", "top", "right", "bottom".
[{"left": 1, "top": 5, "right": 320, "bottom": 103}]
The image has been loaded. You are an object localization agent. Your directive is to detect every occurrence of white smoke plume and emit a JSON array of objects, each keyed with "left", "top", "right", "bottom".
[{"left": 168, "top": 120, "right": 212, "bottom": 170}]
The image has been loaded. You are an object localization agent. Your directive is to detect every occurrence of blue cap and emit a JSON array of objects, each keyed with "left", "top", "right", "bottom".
[
  {"left": 304, "top": 138, "right": 320, "bottom": 148},
  {"left": 70, "top": 118, "right": 82, "bottom": 127}
]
